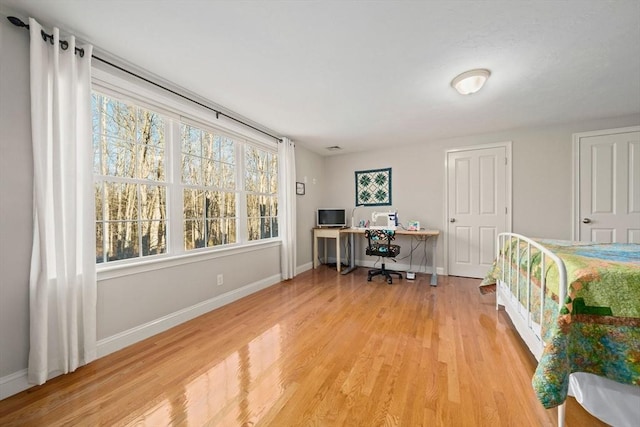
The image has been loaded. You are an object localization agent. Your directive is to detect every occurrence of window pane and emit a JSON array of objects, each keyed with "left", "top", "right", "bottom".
[
  {"left": 183, "top": 189, "right": 204, "bottom": 220},
  {"left": 260, "top": 195, "right": 270, "bottom": 216},
  {"left": 140, "top": 185, "right": 166, "bottom": 220},
  {"left": 245, "top": 146, "right": 259, "bottom": 192},
  {"left": 270, "top": 196, "right": 278, "bottom": 217},
  {"left": 245, "top": 168, "right": 258, "bottom": 192},
  {"left": 181, "top": 125, "right": 201, "bottom": 155},
  {"left": 202, "top": 131, "right": 216, "bottom": 160},
  {"left": 203, "top": 160, "right": 221, "bottom": 187},
  {"left": 259, "top": 217, "right": 272, "bottom": 239},
  {"left": 247, "top": 218, "right": 260, "bottom": 241},
  {"left": 225, "top": 218, "right": 238, "bottom": 244},
  {"left": 206, "top": 191, "right": 222, "bottom": 218},
  {"left": 104, "top": 99, "right": 136, "bottom": 139},
  {"left": 93, "top": 133, "right": 101, "bottom": 174},
  {"left": 105, "top": 220, "right": 139, "bottom": 261},
  {"left": 182, "top": 154, "right": 202, "bottom": 185},
  {"left": 212, "top": 135, "right": 222, "bottom": 161},
  {"left": 206, "top": 219, "right": 222, "bottom": 247},
  {"left": 96, "top": 222, "right": 104, "bottom": 264},
  {"left": 269, "top": 153, "right": 278, "bottom": 194},
  {"left": 141, "top": 220, "right": 167, "bottom": 256},
  {"left": 137, "top": 109, "right": 164, "bottom": 148},
  {"left": 271, "top": 218, "right": 279, "bottom": 238},
  {"left": 223, "top": 192, "right": 236, "bottom": 218},
  {"left": 184, "top": 219, "right": 205, "bottom": 250},
  {"left": 95, "top": 183, "right": 103, "bottom": 221},
  {"left": 246, "top": 194, "right": 259, "bottom": 218},
  {"left": 92, "top": 93, "right": 101, "bottom": 136},
  {"left": 222, "top": 163, "right": 235, "bottom": 189},
  {"left": 104, "top": 138, "right": 135, "bottom": 178},
  {"left": 138, "top": 146, "right": 165, "bottom": 181},
  {"left": 222, "top": 137, "right": 235, "bottom": 163},
  {"left": 104, "top": 182, "right": 138, "bottom": 220}
]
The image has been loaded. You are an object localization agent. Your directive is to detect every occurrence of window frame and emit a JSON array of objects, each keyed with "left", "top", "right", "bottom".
[{"left": 92, "top": 66, "right": 281, "bottom": 278}]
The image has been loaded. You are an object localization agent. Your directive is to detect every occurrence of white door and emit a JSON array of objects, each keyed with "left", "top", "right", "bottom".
[
  {"left": 447, "top": 144, "right": 510, "bottom": 278},
  {"left": 575, "top": 128, "right": 640, "bottom": 243}
]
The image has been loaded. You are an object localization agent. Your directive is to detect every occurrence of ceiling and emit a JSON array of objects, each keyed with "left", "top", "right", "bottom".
[{"left": 1, "top": 0, "right": 639, "bottom": 155}]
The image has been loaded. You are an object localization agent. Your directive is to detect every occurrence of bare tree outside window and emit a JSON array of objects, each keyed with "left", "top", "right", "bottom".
[
  {"left": 92, "top": 89, "right": 279, "bottom": 265},
  {"left": 93, "top": 93, "right": 167, "bottom": 263},
  {"left": 245, "top": 146, "right": 278, "bottom": 240},
  {"left": 181, "top": 125, "right": 238, "bottom": 250}
]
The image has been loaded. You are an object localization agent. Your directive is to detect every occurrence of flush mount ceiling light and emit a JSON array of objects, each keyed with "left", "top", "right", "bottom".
[{"left": 451, "top": 69, "right": 491, "bottom": 95}]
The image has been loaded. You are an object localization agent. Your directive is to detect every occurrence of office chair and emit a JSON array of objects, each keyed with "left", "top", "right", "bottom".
[{"left": 364, "top": 229, "right": 402, "bottom": 285}]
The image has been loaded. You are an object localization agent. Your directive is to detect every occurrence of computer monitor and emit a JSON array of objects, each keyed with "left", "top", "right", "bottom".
[{"left": 317, "top": 208, "right": 346, "bottom": 227}]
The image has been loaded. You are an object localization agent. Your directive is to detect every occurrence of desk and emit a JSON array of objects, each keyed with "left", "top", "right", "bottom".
[
  {"left": 312, "top": 227, "right": 343, "bottom": 270},
  {"left": 312, "top": 227, "right": 440, "bottom": 286}
]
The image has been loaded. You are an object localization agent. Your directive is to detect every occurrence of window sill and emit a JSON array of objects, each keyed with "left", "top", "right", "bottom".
[{"left": 97, "top": 239, "right": 281, "bottom": 281}]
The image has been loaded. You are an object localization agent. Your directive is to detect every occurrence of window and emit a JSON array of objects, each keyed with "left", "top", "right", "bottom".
[
  {"left": 245, "top": 145, "right": 278, "bottom": 240},
  {"left": 92, "top": 89, "right": 278, "bottom": 266},
  {"left": 181, "top": 124, "right": 238, "bottom": 250},
  {"left": 93, "top": 93, "right": 168, "bottom": 263}
]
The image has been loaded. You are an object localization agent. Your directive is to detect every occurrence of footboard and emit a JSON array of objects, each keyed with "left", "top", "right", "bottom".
[{"left": 493, "top": 233, "right": 568, "bottom": 426}]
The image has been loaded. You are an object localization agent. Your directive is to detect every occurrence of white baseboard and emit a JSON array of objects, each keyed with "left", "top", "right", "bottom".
[
  {"left": 0, "top": 274, "right": 281, "bottom": 401},
  {"left": 96, "top": 273, "right": 281, "bottom": 358},
  {"left": 296, "top": 262, "right": 313, "bottom": 275},
  {"left": 0, "top": 369, "right": 28, "bottom": 401}
]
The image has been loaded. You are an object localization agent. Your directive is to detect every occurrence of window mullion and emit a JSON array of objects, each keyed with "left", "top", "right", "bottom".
[
  {"left": 238, "top": 141, "right": 247, "bottom": 243},
  {"left": 169, "top": 120, "right": 184, "bottom": 255}
]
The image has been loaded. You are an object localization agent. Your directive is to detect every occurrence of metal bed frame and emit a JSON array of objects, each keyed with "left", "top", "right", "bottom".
[
  {"left": 494, "top": 232, "right": 640, "bottom": 427},
  {"left": 494, "top": 233, "right": 568, "bottom": 426}
]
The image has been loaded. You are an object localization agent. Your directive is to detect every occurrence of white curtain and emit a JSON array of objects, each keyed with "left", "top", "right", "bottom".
[
  {"left": 28, "top": 18, "right": 96, "bottom": 385},
  {"left": 278, "top": 137, "right": 297, "bottom": 279}
]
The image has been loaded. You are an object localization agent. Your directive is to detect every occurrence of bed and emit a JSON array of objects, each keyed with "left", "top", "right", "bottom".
[{"left": 482, "top": 233, "right": 640, "bottom": 427}]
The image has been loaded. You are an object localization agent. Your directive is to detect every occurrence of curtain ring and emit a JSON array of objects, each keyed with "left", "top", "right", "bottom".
[
  {"left": 60, "top": 40, "right": 68, "bottom": 51},
  {"left": 41, "top": 30, "right": 54, "bottom": 45}
]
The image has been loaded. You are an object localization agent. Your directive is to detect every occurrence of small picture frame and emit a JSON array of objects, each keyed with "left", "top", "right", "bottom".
[{"left": 296, "top": 182, "right": 305, "bottom": 195}]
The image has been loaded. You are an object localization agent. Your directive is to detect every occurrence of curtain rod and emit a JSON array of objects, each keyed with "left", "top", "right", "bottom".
[{"left": 7, "top": 16, "right": 284, "bottom": 143}]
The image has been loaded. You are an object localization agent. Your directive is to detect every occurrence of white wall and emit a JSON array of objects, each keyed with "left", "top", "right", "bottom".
[
  {"left": 0, "top": 14, "right": 32, "bottom": 384},
  {"left": 294, "top": 146, "right": 325, "bottom": 271},
  {"left": 320, "top": 115, "right": 640, "bottom": 272}
]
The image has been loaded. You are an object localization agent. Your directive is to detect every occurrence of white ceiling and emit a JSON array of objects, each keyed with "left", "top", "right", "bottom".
[{"left": 2, "top": 0, "right": 639, "bottom": 155}]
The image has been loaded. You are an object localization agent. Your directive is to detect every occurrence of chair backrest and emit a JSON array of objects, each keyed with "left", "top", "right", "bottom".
[
  {"left": 365, "top": 229, "right": 396, "bottom": 243},
  {"left": 364, "top": 229, "right": 398, "bottom": 257}
]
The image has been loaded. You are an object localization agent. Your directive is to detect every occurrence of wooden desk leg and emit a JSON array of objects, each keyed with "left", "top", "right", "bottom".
[
  {"left": 430, "top": 236, "right": 438, "bottom": 286},
  {"left": 324, "top": 240, "right": 327, "bottom": 266},
  {"left": 336, "top": 234, "right": 341, "bottom": 273},
  {"left": 313, "top": 233, "right": 318, "bottom": 269}
]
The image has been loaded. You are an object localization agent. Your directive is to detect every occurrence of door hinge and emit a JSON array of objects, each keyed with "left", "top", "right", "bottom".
[
  {"left": 504, "top": 157, "right": 507, "bottom": 165},
  {"left": 505, "top": 207, "right": 508, "bottom": 214}
]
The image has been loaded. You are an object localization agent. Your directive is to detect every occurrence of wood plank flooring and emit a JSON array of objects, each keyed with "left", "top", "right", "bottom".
[{"left": 0, "top": 268, "right": 606, "bottom": 426}]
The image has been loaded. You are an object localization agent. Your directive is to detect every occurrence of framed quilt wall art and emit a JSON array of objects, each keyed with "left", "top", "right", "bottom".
[{"left": 355, "top": 167, "right": 392, "bottom": 206}]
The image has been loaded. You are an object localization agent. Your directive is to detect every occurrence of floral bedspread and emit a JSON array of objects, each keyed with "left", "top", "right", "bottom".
[{"left": 483, "top": 239, "right": 640, "bottom": 408}]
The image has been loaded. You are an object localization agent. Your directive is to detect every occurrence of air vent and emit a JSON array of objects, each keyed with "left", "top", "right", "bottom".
[{"left": 325, "top": 146, "right": 342, "bottom": 151}]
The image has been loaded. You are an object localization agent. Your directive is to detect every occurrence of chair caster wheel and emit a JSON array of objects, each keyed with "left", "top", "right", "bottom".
[
  {"left": 367, "top": 277, "right": 372, "bottom": 282},
  {"left": 387, "top": 278, "right": 393, "bottom": 284}
]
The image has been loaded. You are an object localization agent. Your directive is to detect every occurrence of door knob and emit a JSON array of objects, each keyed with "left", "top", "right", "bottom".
[
  {"left": 582, "top": 218, "right": 591, "bottom": 224},
  {"left": 450, "top": 218, "right": 456, "bottom": 223}
]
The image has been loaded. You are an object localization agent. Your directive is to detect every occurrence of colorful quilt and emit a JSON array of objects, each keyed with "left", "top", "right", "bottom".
[{"left": 483, "top": 239, "right": 640, "bottom": 409}]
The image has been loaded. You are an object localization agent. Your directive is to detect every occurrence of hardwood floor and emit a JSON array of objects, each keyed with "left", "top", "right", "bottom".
[{"left": 0, "top": 268, "right": 606, "bottom": 426}]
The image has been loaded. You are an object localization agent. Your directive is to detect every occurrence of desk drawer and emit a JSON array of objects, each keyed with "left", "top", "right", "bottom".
[{"left": 314, "top": 228, "right": 341, "bottom": 238}]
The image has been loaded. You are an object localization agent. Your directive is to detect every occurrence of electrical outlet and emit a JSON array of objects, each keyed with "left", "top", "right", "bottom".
[{"left": 217, "top": 274, "right": 223, "bottom": 286}]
